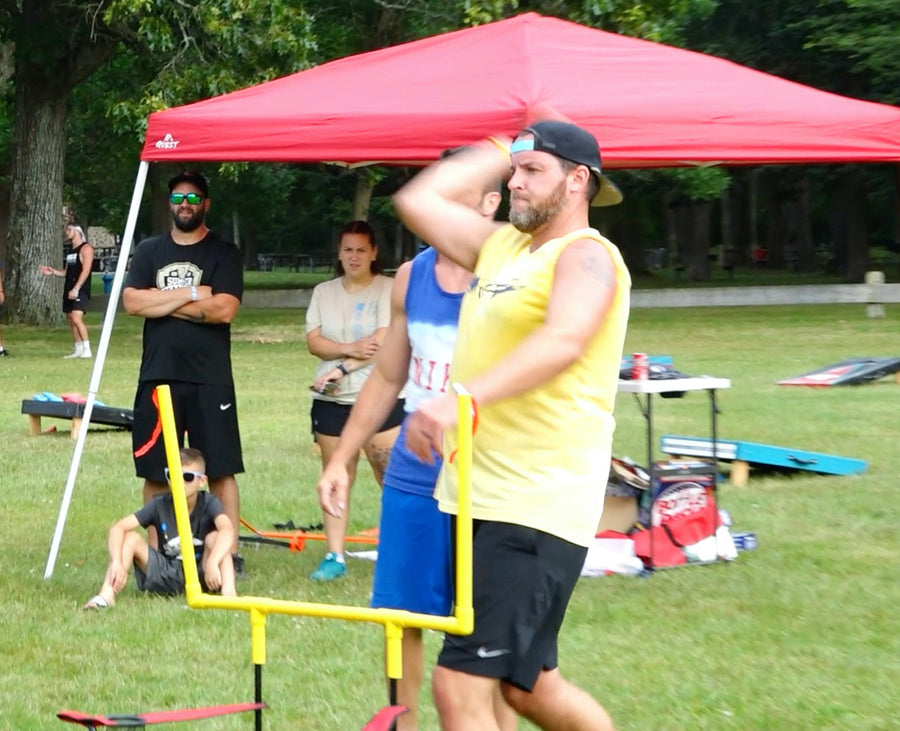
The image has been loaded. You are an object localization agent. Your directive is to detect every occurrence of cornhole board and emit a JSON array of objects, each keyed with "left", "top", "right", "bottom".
[
  {"left": 21, "top": 400, "right": 133, "bottom": 440},
  {"left": 777, "top": 357, "right": 900, "bottom": 387},
  {"left": 660, "top": 434, "right": 867, "bottom": 486}
]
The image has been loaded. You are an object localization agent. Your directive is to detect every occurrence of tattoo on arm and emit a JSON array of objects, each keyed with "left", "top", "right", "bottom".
[
  {"left": 583, "top": 253, "right": 615, "bottom": 289},
  {"left": 187, "top": 310, "right": 207, "bottom": 323}
]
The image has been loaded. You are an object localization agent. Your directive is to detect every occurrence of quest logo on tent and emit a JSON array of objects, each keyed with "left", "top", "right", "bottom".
[{"left": 154, "top": 133, "right": 180, "bottom": 150}]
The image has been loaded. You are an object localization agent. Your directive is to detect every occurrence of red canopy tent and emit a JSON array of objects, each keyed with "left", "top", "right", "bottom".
[
  {"left": 47, "top": 12, "right": 900, "bottom": 578},
  {"left": 140, "top": 12, "right": 900, "bottom": 168}
]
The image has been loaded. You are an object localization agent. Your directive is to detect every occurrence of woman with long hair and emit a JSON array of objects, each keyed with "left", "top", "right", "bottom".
[{"left": 305, "top": 220, "right": 402, "bottom": 581}]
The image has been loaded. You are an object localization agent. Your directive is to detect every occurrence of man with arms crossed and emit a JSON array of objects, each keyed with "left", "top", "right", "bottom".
[
  {"left": 393, "top": 120, "right": 631, "bottom": 731},
  {"left": 123, "top": 171, "right": 244, "bottom": 572}
]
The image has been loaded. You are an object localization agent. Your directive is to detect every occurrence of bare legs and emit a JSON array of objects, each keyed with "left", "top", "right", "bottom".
[
  {"left": 315, "top": 425, "right": 400, "bottom": 556},
  {"left": 433, "top": 665, "right": 611, "bottom": 731},
  {"left": 86, "top": 531, "right": 150, "bottom": 608},
  {"left": 209, "top": 474, "right": 240, "bottom": 554}
]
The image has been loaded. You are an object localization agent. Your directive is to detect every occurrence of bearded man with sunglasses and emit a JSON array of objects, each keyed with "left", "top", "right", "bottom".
[{"left": 123, "top": 171, "right": 245, "bottom": 574}]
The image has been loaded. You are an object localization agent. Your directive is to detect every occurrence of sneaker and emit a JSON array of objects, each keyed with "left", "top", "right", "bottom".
[
  {"left": 309, "top": 552, "right": 346, "bottom": 581},
  {"left": 0, "top": 348, "right": 8, "bottom": 357},
  {"left": 232, "top": 553, "right": 246, "bottom": 579},
  {"left": 79, "top": 351, "right": 92, "bottom": 359},
  {"left": 63, "top": 351, "right": 81, "bottom": 359}
]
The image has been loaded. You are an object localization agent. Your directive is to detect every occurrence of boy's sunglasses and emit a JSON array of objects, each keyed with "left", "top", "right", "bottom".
[
  {"left": 164, "top": 467, "right": 205, "bottom": 483},
  {"left": 169, "top": 192, "right": 204, "bottom": 205}
]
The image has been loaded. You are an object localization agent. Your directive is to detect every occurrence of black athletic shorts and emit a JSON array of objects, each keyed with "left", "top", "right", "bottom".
[
  {"left": 62, "top": 292, "right": 90, "bottom": 313},
  {"left": 132, "top": 380, "right": 244, "bottom": 483},
  {"left": 437, "top": 519, "right": 588, "bottom": 692},
  {"left": 310, "top": 398, "right": 405, "bottom": 438}
]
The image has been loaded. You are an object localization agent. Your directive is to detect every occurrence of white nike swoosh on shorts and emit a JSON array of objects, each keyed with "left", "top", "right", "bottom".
[
  {"left": 476, "top": 647, "right": 511, "bottom": 659},
  {"left": 219, "top": 403, "right": 233, "bottom": 411}
]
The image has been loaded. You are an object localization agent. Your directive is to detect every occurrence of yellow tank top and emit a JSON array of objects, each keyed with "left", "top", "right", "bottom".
[{"left": 437, "top": 223, "right": 631, "bottom": 547}]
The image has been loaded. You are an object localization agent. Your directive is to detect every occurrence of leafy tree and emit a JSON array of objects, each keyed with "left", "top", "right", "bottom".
[{"left": 1, "top": 0, "right": 315, "bottom": 324}]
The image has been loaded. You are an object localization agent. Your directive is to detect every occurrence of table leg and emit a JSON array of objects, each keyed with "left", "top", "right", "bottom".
[
  {"left": 730, "top": 460, "right": 749, "bottom": 487},
  {"left": 28, "top": 414, "right": 42, "bottom": 436},
  {"left": 71, "top": 417, "right": 82, "bottom": 440}
]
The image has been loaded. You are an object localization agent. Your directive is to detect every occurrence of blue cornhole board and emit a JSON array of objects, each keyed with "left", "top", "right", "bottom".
[{"left": 660, "top": 435, "right": 867, "bottom": 486}]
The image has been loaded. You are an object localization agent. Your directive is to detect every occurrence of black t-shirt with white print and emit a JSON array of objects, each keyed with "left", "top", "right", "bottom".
[{"left": 125, "top": 231, "right": 242, "bottom": 385}]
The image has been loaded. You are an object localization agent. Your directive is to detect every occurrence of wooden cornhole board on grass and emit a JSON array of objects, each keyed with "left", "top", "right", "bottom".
[
  {"left": 660, "top": 434, "right": 867, "bottom": 486},
  {"left": 21, "top": 400, "right": 133, "bottom": 440}
]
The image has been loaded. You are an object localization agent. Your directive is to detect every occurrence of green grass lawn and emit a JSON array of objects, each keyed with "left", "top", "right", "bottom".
[{"left": 1, "top": 303, "right": 898, "bottom": 729}]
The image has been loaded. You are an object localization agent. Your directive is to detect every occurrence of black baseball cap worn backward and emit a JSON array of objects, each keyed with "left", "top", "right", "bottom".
[
  {"left": 168, "top": 170, "right": 209, "bottom": 197},
  {"left": 513, "top": 120, "right": 623, "bottom": 207}
]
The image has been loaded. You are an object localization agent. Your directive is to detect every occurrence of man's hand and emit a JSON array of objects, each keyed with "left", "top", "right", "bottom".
[
  {"left": 316, "top": 461, "right": 351, "bottom": 518},
  {"left": 404, "top": 393, "right": 459, "bottom": 464}
]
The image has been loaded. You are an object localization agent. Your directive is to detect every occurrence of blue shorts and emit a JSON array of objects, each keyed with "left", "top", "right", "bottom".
[{"left": 371, "top": 484, "right": 452, "bottom": 616}]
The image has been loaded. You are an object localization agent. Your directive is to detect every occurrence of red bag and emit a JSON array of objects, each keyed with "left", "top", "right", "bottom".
[{"left": 631, "top": 501, "right": 719, "bottom": 568}]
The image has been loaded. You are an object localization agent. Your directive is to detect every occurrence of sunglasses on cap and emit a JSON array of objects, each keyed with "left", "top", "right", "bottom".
[
  {"left": 164, "top": 467, "right": 205, "bottom": 483},
  {"left": 169, "top": 192, "right": 204, "bottom": 205}
]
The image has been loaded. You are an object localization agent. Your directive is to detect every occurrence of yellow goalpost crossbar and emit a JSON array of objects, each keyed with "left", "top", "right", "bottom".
[{"left": 158, "top": 383, "right": 474, "bottom": 683}]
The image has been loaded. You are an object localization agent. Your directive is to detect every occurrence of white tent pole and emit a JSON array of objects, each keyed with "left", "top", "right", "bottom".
[{"left": 44, "top": 161, "right": 150, "bottom": 579}]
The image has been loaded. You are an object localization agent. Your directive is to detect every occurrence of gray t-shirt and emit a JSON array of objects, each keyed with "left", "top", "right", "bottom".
[{"left": 305, "top": 274, "right": 393, "bottom": 405}]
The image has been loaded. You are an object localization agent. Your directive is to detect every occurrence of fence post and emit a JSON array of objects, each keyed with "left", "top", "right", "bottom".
[{"left": 864, "top": 270, "right": 885, "bottom": 319}]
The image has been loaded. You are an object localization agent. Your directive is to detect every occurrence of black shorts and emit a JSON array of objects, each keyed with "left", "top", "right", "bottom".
[
  {"left": 310, "top": 398, "right": 405, "bottom": 438},
  {"left": 132, "top": 381, "right": 244, "bottom": 483},
  {"left": 437, "top": 520, "right": 587, "bottom": 692},
  {"left": 62, "top": 292, "right": 90, "bottom": 313}
]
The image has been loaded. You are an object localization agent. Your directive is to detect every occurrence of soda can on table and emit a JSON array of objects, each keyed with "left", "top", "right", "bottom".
[{"left": 632, "top": 352, "right": 649, "bottom": 380}]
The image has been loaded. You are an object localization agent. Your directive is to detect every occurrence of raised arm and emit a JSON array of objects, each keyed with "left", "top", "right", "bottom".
[{"left": 393, "top": 141, "right": 509, "bottom": 271}]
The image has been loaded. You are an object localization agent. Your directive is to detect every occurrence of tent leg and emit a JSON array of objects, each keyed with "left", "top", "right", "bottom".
[{"left": 44, "top": 160, "right": 150, "bottom": 579}]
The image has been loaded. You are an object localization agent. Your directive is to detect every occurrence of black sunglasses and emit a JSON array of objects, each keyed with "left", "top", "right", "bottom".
[
  {"left": 170, "top": 192, "right": 204, "bottom": 205},
  {"left": 164, "top": 467, "right": 205, "bottom": 483}
]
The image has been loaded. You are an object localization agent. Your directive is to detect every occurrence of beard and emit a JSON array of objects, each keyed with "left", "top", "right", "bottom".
[
  {"left": 509, "top": 179, "right": 567, "bottom": 233},
  {"left": 171, "top": 206, "right": 206, "bottom": 233}
]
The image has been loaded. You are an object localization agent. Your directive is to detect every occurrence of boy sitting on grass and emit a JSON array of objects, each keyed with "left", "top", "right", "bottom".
[{"left": 83, "top": 447, "right": 236, "bottom": 609}]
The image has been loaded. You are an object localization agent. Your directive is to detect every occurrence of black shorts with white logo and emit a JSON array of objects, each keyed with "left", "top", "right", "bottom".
[
  {"left": 437, "top": 519, "right": 587, "bottom": 692},
  {"left": 132, "top": 380, "right": 244, "bottom": 483},
  {"left": 310, "top": 397, "right": 405, "bottom": 438}
]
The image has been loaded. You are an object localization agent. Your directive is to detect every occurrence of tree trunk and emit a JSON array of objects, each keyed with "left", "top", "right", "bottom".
[
  {"left": 793, "top": 176, "right": 816, "bottom": 273},
  {"left": 352, "top": 171, "right": 374, "bottom": 221},
  {"left": 684, "top": 202, "right": 712, "bottom": 281},
  {"left": 7, "top": 81, "right": 68, "bottom": 325},
  {"left": 843, "top": 170, "right": 869, "bottom": 282}
]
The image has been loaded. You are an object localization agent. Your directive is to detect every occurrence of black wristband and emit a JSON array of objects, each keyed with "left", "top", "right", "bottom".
[{"left": 336, "top": 362, "right": 349, "bottom": 375}]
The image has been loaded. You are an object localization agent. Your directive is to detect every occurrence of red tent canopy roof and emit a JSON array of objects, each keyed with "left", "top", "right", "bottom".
[{"left": 141, "top": 13, "right": 900, "bottom": 168}]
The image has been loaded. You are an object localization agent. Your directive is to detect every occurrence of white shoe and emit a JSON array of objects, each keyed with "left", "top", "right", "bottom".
[
  {"left": 63, "top": 351, "right": 81, "bottom": 359},
  {"left": 79, "top": 351, "right": 92, "bottom": 358}
]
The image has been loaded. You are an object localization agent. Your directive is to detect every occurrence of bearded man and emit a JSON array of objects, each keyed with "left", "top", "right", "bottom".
[
  {"left": 394, "top": 121, "right": 631, "bottom": 731},
  {"left": 123, "top": 171, "right": 245, "bottom": 576}
]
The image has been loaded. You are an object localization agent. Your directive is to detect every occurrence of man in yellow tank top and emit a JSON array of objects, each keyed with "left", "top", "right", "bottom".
[{"left": 394, "top": 120, "right": 630, "bottom": 731}]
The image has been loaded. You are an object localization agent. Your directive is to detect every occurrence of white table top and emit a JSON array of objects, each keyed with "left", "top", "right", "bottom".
[{"left": 617, "top": 376, "right": 731, "bottom": 394}]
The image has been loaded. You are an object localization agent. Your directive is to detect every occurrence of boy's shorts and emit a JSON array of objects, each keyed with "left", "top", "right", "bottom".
[
  {"left": 132, "top": 380, "right": 244, "bottom": 483},
  {"left": 371, "top": 484, "right": 452, "bottom": 616},
  {"left": 135, "top": 547, "right": 187, "bottom": 595},
  {"left": 437, "top": 520, "right": 587, "bottom": 692}
]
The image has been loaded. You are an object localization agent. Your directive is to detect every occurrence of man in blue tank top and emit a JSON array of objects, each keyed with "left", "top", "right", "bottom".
[{"left": 315, "top": 169, "right": 513, "bottom": 731}]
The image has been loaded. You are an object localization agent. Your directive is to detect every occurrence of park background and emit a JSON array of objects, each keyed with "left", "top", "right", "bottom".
[
  {"left": 1, "top": 301, "right": 898, "bottom": 729},
  {"left": 0, "top": 1, "right": 899, "bottom": 728},
  {"left": 1, "top": 0, "right": 900, "bottom": 327}
]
